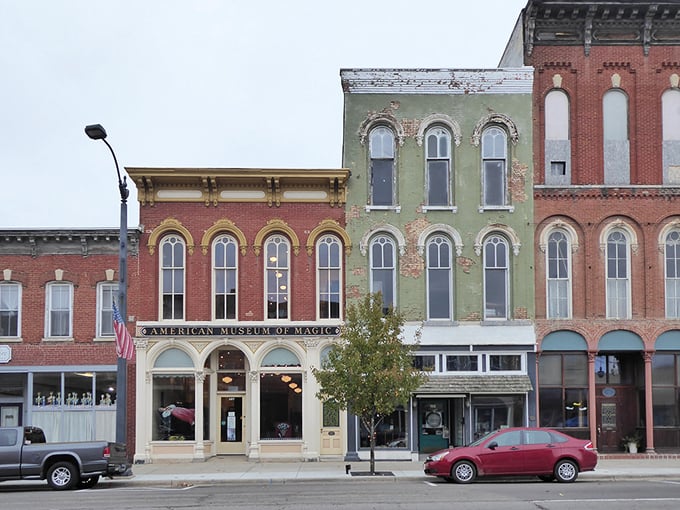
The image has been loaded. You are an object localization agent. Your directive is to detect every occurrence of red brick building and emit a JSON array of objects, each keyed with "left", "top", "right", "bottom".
[
  {"left": 0, "top": 229, "right": 141, "bottom": 445},
  {"left": 125, "top": 167, "right": 351, "bottom": 462},
  {"left": 502, "top": 0, "right": 680, "bottom": 451}
]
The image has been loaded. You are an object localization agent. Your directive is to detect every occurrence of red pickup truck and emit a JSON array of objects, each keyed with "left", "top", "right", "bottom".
[{"left": 0, "top": 426, "right": 129, "bottom": 490}]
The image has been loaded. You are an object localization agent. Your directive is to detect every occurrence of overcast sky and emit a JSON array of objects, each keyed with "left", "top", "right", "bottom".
[{"left": 0, "top": 0, "right": 527, "bottom": 229}]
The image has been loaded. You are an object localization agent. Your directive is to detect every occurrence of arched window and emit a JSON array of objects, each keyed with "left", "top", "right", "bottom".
[
  {"left": 546, "top": 230, "right": 571, "bottom": 319},
  {"left": 483, "top": 235, "right": 509, "bottom": 320},
  {"left": 665, "top": 230, "right": 680, "bottom": 318},
  {"left": 370, "top": 235, "right": 396, "bottom": 314},
  {"left": 481, "top": 127, "right": 508, "bottom": 207},
  {"left": 425, "top": 127, "right": 452, "bottom": 206},
  {"left": 426, "top": 235, "right": 452, "bottom": 320},
  {"left": 369, "top": 126, "right": 395, "bottom": 206},
  {"left": 603, "top": 89, "right": 630, "bottom": 184},
  {"left": 605, "top": 230, "right": 630, "bottom": 319},
  {"left": 160, "top": 235, "right": 185, "bottom": 320},
  {"left": 544, "top": 89, "right": 571, "bottom": 184},
  {"left": 265, "top": 235, "right": 290, "bottom": 319},
  {"left": 213, "top": 235, "right": 238, "bottom": 320},
  {"left": 317, "top": 234, "right": 342, "bottom": 319},
  {"left": 662, "top": 89, "right": 680, "bottom": 184},
  {"left": 0, "top": 282, "right": 21, "bottom": 338}
]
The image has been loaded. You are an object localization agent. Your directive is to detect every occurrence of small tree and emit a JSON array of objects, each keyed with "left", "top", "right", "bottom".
[{"left": 313, "top": 292, "right": 424, "bottom": 474}]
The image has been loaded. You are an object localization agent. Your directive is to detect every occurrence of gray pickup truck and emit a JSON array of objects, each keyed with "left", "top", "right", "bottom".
[{"left": 0, "top": 426, "right": 129, "bottom": 490}]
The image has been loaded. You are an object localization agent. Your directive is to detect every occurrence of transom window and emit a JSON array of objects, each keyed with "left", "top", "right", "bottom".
[
  {"left": 446, "top": 355, "right": 479, "bottom": 372},
  {"left": 369, "top": 126, "right": 395, "bottom": 206},
  {"left": 369, "top": 235, "right": 396, "bottom": 314},
  {"left": 425, "top": 127, "right": 451, "bottom": 206},
  {"left": 606, "top": 230, "right": 630, "bottom": 319},
  {"left": 46, "top": 282, "right": 72, "bottom": 337},
  {"left": 547, "top": 230, "right": 571, "bottom": 319},
  {"left": 481, "top": 127, "right": 507, "bottom": 207},
  {"left": 0, "top": 282, "right": 20, "bottom": 337},
  {"left": 265, "top": 235, "right": 289, "bottom": 319},
  {"left": 213, "top": 235, "right": 238, "bottom": 320},
  {"left": 317, "top": 235, "right": 342, "bottom": 319},
  {"left": 483, "top": 235, "right": 509, "bottom": 320},
  {"left": 161, "top": 235, "right": 185, "bottom": 320},
  {"left": 426, "top": 235, "right": 452, "bottom": 320}
]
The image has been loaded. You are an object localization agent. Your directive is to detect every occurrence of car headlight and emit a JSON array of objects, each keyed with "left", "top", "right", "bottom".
[{"left": 426, "top": 452, "right": 446, "bottom": 462}]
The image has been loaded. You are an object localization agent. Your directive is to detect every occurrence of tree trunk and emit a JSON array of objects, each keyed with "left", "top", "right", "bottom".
[{"left": 369, "top": 413, "right": 376, "bottom": 474}]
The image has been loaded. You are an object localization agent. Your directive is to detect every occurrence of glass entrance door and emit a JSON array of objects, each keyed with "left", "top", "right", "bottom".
[{"left": 217, "top": 395, "right": 245, "bottom": 454}]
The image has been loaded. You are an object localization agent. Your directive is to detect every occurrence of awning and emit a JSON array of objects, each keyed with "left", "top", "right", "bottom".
[{"left": 416, "top": 374, "right": 533, "bottom": 395}]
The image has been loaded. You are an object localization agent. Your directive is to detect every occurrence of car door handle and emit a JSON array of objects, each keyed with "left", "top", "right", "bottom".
[{"left": 510, "top": 446, "right": 520, "bottom": 450}]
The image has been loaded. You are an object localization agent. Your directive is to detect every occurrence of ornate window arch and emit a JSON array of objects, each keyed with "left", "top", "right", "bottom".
[
  {"left": 201, "top": 219, "right": 247, "bottom": 256},
  {"left": 360, "top": 224, "right": 406, "bottom": 256},
  {"left": 147, "top": 217, "right": 195, "bottom": 255},
  {"left": 358, "top": 112, "right": 405, "bottom": 146},
  {"left": 254, "top": 219, "right": 300, "bottom": 256},
  {"left": 305, "top": 219, "right": 351, "bottom": 256},
  {"left": 417, "top": 224, "right": 463, "bottom": 257},
  {"left": 474, "top": 224, "right": 521, "bottom": 257},
  {"left": 471, "top": 113, "right": 520, "bottom": 146},
  {"left": 416, "top": 113, "right": 462, "bottom": 147}
]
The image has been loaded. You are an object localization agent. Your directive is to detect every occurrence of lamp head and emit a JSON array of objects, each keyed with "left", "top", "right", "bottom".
[{"left": 85, "top": 124, "right": 107, "bottom": 140}]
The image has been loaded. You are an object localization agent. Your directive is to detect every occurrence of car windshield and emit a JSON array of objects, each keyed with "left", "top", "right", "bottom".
[{"left": 467, "top": 430, "right": 498, "bottom": 447}]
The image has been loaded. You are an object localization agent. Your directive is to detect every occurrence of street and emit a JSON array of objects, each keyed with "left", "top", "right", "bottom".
[{"left": 1, "top": 478, "right": 680, "bottom": 509}]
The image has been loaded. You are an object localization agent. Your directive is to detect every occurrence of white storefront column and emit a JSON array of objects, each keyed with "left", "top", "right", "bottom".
[
  {"left": 133, "top": 338, "right": 150, "bottom": 464},
  {"left": 193, "top": 371, "right": 205, "bottom": 460}
]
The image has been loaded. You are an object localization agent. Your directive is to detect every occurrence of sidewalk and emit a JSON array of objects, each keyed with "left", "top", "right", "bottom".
[{"left": 96, "top": 455, "right": 680, "bottom": 487}]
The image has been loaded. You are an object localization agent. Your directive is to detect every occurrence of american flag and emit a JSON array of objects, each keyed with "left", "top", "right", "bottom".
[{"left": 112, "top": 301, "right": 134, "bottom": 360}]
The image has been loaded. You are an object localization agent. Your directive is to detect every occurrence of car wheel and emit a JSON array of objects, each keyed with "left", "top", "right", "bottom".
[
  {"left": 451, "top": 460, "right": 476, "bottom": 484},
  {"left": 554, "top": 459, "right": 578, "bottom": 483},
  {"left": 47, "top": 461, "right": 79, "bottom": 490},
  {"left": 78, "top": 475, "right": 100, "bottom": 489},
  {"left": 538, "top": 474, "right": 555, "bottom": 482}
]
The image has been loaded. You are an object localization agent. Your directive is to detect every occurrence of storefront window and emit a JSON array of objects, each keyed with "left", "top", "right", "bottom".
[
  {"left": 652, "top": 354, "right": 680, "bottom": 426},
  {"left": 259, "top": 373, "right": 302, "bottom": 439},
  {"left": 153, "top": 375, "right": 196, "bottom": 440},
  {"left": 359, "top": 406, "right": 408, "bottom": 448},
  {"left": 539, "top": 353, "right": 588, "bottom": 428},
  {"left": 472, "top": 395, "right": 524, "bottom": 439},
  {"left": 413, "top": 355, "right": 436, "bottom": 372}
]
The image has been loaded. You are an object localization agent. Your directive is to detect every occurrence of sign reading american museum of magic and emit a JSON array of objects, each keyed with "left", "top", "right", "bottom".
[{"left": 139, "top": 325, "right": 341, "bottom": 337}]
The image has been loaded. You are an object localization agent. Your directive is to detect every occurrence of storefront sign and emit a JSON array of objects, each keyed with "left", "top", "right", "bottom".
[
  {"left": 0, "top": 345, "right": 11, "bottom": 363},
  {"left": 139, "top": 325, "right": 341, "bottom": 337}
]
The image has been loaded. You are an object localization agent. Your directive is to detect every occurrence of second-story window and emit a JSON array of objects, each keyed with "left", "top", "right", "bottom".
[
  {"left": 214, "top": 235, "right": 238, "bottom": 320},
  {"left": 161, "top": 235, "right": 185, "bottom": 320},
  {"left": 426, "top": 235, "right": 452, "bottom": 320},
  {"left": 481, "top": 127, "right": 507, "bottom": 207},
  {"left": 317, "top": 234, "right": 341, "bottom": 319},
  {"left": 603, "top": 89, "right": 630, "bottom": 185},
  {"left": 265, "top": 235, "right": 289, "bottom": 319},
  {"left": 665, "top": 230, "right": 680, "bottom": 319},
  {"left": 425, "top": 127, "right": 451, "bottom": 206},
  {"left": 606, "top": 230, "right": 630, "bottom": 319},
  {"left": 547, "top": 230, "right": 571, "bottom": 319},
  {"left": 46, "top": 282, "right": 72, "bottom": 337},
  {"left": 370, "top": 235, "right": 396, "bottom": 314},
  {"left": 369, "top": 126, "right": 395, "bottom": 206},
  {"left": 0, "top": 282, "right": 20, "bottom": 337},
  {"left": 97, "top": 282, "right": 117, "bottom": 337},
  {"left": 483, "top": 235, "right": 509, "bottom": 320}
]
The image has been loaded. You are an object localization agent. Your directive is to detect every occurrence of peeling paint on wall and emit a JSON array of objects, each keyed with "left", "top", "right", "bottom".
[{"left": 509, "top": 158, "right": 528, "bottom": 203}]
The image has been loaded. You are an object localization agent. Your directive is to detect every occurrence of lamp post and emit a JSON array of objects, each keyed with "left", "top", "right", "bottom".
[{"left": 85, "top": 124, "right": 128, "bottom": 446}]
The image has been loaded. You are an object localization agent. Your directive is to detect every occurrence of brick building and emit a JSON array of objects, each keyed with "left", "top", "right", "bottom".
[{"left": 501, "top": 0, "right": 680, "bottom": 451}]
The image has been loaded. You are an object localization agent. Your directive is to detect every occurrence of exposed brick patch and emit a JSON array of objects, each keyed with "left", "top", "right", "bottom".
[
  {"left": 352, "top": 267, "right": 367, "bottom": 276},
  {"left": 457, "top": 256, "right": 476, "bottom": 274},
  {"left": 347, "top": 205, "right": 363, "bottom": 220},
  {"left": 401, "top": 118, "right": 420, "bottom": 139},
  {"left": 514, "top": 307, "right": 528, "bottom": 320},
  {"left": 400, "top": 217, "right": 430, "bottom": 278},
  {"left": 464, "top": 312, "right": 482, "bottom": 321},
  {"left": 347, "top": 285, "right": 362, "bottom": 299},
  {"left": 509, "top": 158, "right": 528, "bottom": 203}
]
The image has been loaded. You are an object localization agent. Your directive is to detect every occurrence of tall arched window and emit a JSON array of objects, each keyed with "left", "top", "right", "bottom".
[
  {"left": 370, "top": 235, "right": 396, "bottom": 314},
  {"left": 425, "top": 127, "right": 452, "bottom": 206},
  {"left": 662, "top": 89, "right": 680, "bottom": 184},
  {"left": 213, "top": 234, "right": 238, "bottom": 320},
  {"left": 605, "top": 230, "right": 630, "bottom": 319},
  {"left": 369, "top": 126, "right": 395, "bottom": 206},
  {"left": 160, "top": 235, "right": 185, "bottom": 320},
  {"left": 546, "top": 230, "right": 571, "bottom": 319},
  {"left": 665, "top": 230, "right": 680, "bottom": 318},
  {"left": 603, "top": 89, "right": 630, "bottom": 184},
  {"left": 483, "top": 235, "right": 509, "bottom": 320},
  {"left": 426, "top": 235, "right": 452, "bottom": 320},
  {"left": 317, "top": 234, "right": 342, "bottom": 319},
  {"left": 544, "top": 89, "right": 571, "bottom": 184},
  {"left": 265, "top": 235, "right": 290, "bottom": 319},
  {"left": 481, "top": 127, "right": 508, "bottom": 207}
]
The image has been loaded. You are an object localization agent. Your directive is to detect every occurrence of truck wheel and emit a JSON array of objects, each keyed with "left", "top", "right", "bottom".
[
  {"left": 78, "top": 475, "right": 100, "bottom": 489},
  {"left": 47, "top": 461, "right": 79, "bottom": 490}
]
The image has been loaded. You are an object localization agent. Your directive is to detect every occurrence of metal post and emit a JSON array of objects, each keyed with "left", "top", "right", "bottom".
[{"left": 85, "top": 124, "right": 128, "bottom": 447}]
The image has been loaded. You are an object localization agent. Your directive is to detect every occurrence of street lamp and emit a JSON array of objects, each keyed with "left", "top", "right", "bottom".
[{"left": 85, "top": 123, "right": 129, "bottom": 446}]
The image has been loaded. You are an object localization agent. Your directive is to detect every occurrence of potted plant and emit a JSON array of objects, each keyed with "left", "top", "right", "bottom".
[{"left": 621, "top": 433, "right": 641, "bottom": 453}]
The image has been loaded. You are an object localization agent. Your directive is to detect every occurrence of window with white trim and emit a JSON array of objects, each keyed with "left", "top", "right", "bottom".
[
  {"left": 483, "top": 235, "right": 509, "bottom": 320},
  {"left": 481, "top": 127, "right": 507, "bottom": 207},
  {"left": 546, "top": 230, "right": 571, "bottom": 319},
  {"left": 213, "top": 234, "right": 238, "bottom": 320},
  {"left": 265, "top": 235, "right": 289, "bottom": 319},
  {"left": 46, "top": 282, "right": 72, "bottom": 337},
  {"left": 605, "top": 230, "right": 630, "bottom": 319},
  {"left": 425, "top": 127, "right": 451, "bottom": 206},
  {"left": 665, "top": 230, "right": 680, "bottom": 318},
  {"left": 370, "top": 235, "right": 396, "bottom": 314},
  {"left": 0, "top": 282, "right": 20, "bottom": 337},
  {"left": 445, "top": 354, "right": 479, "bottom": 372},
  {"left": 488, "top": 354, "right": 522, "bottom": 372},
  {"left": 369, "top": 126, "right": 395, "bottom": 206},
  {"left": 317, "top": 234, "right": 341, "bottom": 319},
  {"left": 161, "top": 235, "right": 185, "bottom": 320},
  {"left": 97, "top": 282, "right": 118, "bottom": 337},
  {"left": 426, "top": 235, "right": 452, "bottom": 320}
]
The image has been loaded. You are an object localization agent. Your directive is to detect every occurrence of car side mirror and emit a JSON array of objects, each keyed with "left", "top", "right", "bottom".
[{"left": 487, "top": 441, "right": 498, "bottom": 450}]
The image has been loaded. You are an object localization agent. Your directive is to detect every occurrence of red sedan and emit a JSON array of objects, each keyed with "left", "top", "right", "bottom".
[{"left": 424, "top": 427, "right": 597, "bottom": 483}]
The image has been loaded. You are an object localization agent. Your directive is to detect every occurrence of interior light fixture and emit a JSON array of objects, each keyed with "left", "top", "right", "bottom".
[
  {"left": 222, "top": 376, "right": 233, "bottom": 384},
  {"left": 289, "top": 382, "right": 298, "bottom": 389},
  {"left": 281, "top": 375, "right": 292, "bottom": 383},
  {"left": 294, "top": 388, "right": 302, "bottom": 393}
]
